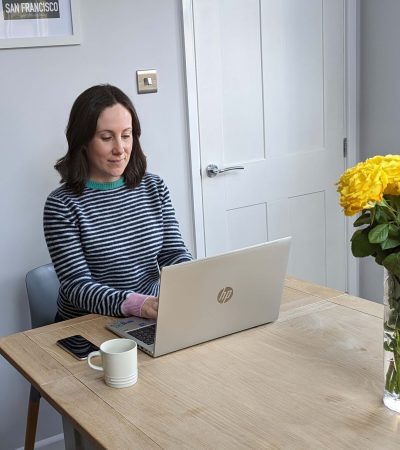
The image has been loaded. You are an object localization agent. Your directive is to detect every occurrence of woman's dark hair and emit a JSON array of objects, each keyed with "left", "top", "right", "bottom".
[{"left": 55, "top": 84, "right": 147, "bottom": 194}]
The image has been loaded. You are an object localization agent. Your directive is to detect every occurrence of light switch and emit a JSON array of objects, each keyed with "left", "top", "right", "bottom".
[{"left": 137, "top": 70, "right": 157, "bottom": 94}]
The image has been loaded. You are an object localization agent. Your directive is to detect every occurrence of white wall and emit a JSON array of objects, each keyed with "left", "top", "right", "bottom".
[
  {"left": 0, "top": 1, "right": 194, "bottom": 448},
  {"left": 359, "top": 0, "right": 400, "bottom": 302}
]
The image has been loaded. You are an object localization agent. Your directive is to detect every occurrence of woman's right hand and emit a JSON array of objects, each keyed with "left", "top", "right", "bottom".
[{"left": 141, "top": 296, "right": 159, "bottom": 319}]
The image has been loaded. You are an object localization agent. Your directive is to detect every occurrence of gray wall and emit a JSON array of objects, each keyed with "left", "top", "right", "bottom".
[
  {"left": 359, "top": 0, "right": 400, "bottom": 302},
  {"left": 0, "top": 1, "right": 194, "bottom": 448}
]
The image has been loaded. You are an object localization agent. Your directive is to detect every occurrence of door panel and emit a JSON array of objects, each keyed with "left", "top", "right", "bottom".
[
  {"left": 263, "top": 0, "right": 324, "bottom": 156},
  {"left": 287, "top": 192, "right": 326, "bottom": 285},
  {"left": 192, "top": 0, "right": 346, "bottom": 290},
  {"left": 227, "top": 204, "right": 268, "bottom": 251}
]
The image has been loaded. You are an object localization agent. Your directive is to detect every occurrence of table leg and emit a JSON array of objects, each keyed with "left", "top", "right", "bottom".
[{"left": 62, "top": 417, "right": 97, "bottom": 450}]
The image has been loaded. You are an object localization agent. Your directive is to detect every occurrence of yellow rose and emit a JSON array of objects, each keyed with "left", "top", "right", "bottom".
[
  {"left": 337, "top": 160, "right": 387, "bottom": 216},
  {"left": 380, "top": 155, "right": 400, "bottom": 195},
  {"left": 366, "top": 155, "right": 385, "bottom": 165}
]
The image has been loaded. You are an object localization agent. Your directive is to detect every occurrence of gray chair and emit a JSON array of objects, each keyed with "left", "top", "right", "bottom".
[{"left": 25, "top": 263, "right": 59, "bottom": 450}]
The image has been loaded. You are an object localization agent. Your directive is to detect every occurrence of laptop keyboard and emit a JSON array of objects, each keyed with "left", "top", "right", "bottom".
[{"left": 127, "top": 325, "right": 156, "bottom": 345}]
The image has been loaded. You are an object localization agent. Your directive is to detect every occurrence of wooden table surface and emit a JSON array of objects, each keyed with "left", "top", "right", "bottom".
[{"left": 1, "top": 277, "right": 399, "bottom": 449}]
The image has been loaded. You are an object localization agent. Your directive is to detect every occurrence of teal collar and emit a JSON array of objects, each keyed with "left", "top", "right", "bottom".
[{"left": 85, "top": 177, "right": 125, "bottom": 191}]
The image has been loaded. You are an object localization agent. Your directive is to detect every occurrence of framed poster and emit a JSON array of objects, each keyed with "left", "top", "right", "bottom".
[{"left": 0, "top": 0, "right": 80, "bottom": 48}]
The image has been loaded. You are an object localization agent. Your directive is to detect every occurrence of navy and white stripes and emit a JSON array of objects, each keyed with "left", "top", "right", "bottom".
[{"left": 43, "top": 173, "right": 192, "bottom": 320}]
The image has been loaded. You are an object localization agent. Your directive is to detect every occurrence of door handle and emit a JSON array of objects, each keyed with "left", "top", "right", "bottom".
[{"left": 206, "top": 164, "right": 245, "bottom": 178}]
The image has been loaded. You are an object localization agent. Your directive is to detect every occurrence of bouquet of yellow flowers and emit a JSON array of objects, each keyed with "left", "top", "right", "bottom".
[
  {"left": 337, "top": 154, "right": 400, "bottom": 411},
  {"left": 337, "top": 155, "right": 400, "bottom": 272}
]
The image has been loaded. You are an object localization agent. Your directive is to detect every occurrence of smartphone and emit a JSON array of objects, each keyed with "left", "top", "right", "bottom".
[{"left": 56, "top": 334, "right": 99, "bottom": 360}]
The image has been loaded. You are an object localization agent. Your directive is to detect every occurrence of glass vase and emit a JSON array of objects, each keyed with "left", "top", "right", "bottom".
[{"left": 383, "top": 269, "right": 400, "bottom": 413}]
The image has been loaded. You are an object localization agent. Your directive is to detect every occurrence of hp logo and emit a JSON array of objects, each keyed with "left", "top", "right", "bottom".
[{"left": 217, "top": 287, "right": 233, "bottom": 304}]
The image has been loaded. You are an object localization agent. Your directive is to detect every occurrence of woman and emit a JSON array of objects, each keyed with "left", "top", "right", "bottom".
[{"left": 44, "top": 84, "right": 192, "bottom": 322}]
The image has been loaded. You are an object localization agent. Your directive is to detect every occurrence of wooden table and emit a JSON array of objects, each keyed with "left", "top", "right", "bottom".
[{"left": 1, "top": 278, "right": 399, "bottom": 449}]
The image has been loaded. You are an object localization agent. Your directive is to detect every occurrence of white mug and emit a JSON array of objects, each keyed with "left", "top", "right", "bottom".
[{"left": 88, "top": 338, "right": 137, "bottom": 388}]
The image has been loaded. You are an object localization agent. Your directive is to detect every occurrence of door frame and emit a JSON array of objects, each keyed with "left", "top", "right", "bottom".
[
  {"left": 182, "top": 0, "right": 205, "bottom": 258},
  {"left": 181, "top": 0, "right": 360, "bottom": 295},
  {"left": 344, "top": 0, "right": 360, "bottom": 296}
]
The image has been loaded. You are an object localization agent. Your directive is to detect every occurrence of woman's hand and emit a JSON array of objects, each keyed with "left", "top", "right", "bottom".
[{"left": 140, "top": 296, "right": 159, "bottom": 319}]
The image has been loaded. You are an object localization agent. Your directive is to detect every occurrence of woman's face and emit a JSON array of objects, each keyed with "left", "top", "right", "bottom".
[{"left": 86, "top": 103, "right": 133, "bottom": 183}]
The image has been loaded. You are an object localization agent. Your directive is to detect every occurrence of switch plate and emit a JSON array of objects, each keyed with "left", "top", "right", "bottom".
[{"left": 136, "top": 70, "right": 158, "bottom": 94}]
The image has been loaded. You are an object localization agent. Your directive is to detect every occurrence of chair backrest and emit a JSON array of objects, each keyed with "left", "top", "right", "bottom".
[{"left": 25, "top": 263, "right": 60, "bottom": 328}]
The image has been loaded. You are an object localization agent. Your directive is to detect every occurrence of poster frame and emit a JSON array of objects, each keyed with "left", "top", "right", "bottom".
[{"left": 0, "top": 0, "right": 80, "bottom": 49}]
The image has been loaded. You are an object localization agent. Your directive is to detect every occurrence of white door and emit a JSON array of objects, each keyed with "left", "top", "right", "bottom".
[{"left": 188, "top": 0, "right": 346, "bottom": 290}]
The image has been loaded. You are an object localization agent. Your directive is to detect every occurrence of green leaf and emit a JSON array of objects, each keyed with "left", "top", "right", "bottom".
[
  {"left": 386, "top": 195, "right": 400, "bottom": 212},
  {"left": 351, "top": 230, "right": 378, "bottom": 258},
  {"left": 369, "top": 224, "right": 389, "bottom": 243},
  {"left": 388, "top": 224, "right": 400, "bottom": 238},
  {"left": 383, "top": 253, "right": 400, "bottom": 277},
  {"left": 353, "top": 213, "right": 371, "bottom": 227},
  {"left": 370, "top": 207, "right": 376, "bottom": 224},
  {"left": 375, "top": 248, "right": 390, "bottom": 265},
  {"left": 374, "top": 206, "right": 391, "bottom": 224},
  {"left": 381, "top": 238, "right": 400, "bottom": 250}
]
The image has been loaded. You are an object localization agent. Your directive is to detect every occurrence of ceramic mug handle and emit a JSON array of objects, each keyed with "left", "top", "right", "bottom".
[{"left": 87, "top": 351, "right": 103, "bottom": 371}]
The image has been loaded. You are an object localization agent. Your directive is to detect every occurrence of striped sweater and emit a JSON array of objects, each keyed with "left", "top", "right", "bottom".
[{"left": 43, "top": 173, "right": 192, "bottom": 320}]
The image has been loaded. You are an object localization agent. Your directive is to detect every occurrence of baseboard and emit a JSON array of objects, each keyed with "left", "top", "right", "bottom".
[{"left": 15, "top": 433, "right": 64, "bottom": 450}]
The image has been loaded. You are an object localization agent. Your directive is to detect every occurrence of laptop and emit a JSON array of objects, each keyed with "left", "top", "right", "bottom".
[{"left": 106, "top": 236, "right": 291, "bottom": 357}]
